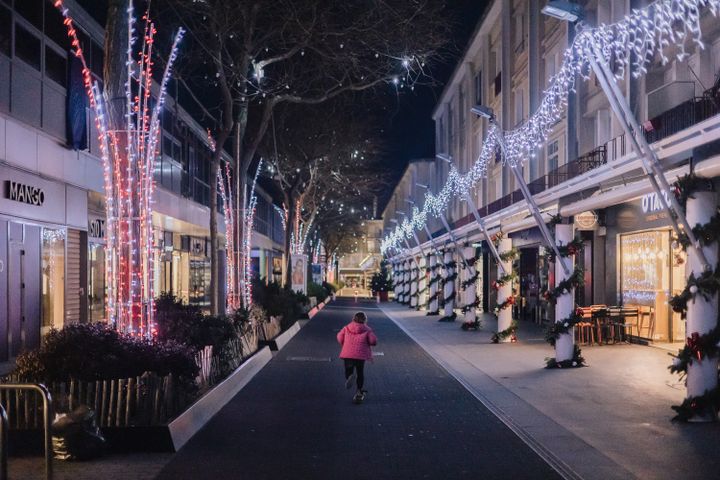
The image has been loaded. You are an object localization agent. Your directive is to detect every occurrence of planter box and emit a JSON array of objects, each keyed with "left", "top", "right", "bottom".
[
  {"left": 168, "top": 346, "right": 273, "bottom": 451},
  {"left": 259, "top": 320, "right": 303, "bottom": 353}
]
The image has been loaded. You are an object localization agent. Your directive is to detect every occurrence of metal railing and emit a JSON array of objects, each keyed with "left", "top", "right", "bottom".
[
  {"left": 643, "top": 94, "right": 720, "bottom": 144},
  {"left": 0, "top": 384, "right": 53, "bottom": 480}
]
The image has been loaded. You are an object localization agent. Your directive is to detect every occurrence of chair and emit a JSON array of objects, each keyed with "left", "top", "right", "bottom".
[
  {"left": 637, "top": 306, "right": 655, "bottom": 340},
  {"left": 606, "top": 306, "right": 624, "bottom": 343},
  {"left": 590, "top": 306, "right": 609, "bottom": 344},
  {"left": 620, "top": 307, "right": 639, "bottom": 341},
  {"left": 575, "top": 306, "right": 595, "bottom": 345}
]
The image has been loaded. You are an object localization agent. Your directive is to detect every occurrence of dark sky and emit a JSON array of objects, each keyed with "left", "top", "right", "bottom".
[{"left": 380, "top": 0, "right": 489, "bottom": 201}]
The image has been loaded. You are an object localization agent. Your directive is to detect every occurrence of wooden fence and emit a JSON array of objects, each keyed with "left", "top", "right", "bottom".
[{"left": 1, "top": 327, "right": 266, "bottom": 428}]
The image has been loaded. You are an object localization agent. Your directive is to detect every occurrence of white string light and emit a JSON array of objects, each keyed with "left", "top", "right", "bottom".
[{"left": 382, "top": 0, "right": 720, "bottom": 254}]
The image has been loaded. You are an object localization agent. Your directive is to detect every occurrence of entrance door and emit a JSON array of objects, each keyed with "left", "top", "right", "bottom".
[{"left": 8, "top": 222, "right": 40, "bottom": 358}]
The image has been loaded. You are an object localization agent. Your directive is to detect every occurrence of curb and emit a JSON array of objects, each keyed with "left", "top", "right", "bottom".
[{"left": 169, "top": 347, "right": 273, "bottom": 451}]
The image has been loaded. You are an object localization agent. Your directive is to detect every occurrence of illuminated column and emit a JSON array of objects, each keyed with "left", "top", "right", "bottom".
[
  {"left": 410, "top": 257, "right": 418, "bottom": 309},
  {"left": 427, "top": 254, "right": 439, "bottom": 315},
  {"left": 441, "top": 249, "right": 457, "bottom": 321},
  {"left": 417, "top": 255, "right": 427, "bottom": 310},
  {"left": 685, "top": 191, "right": 718, "bottom": 421},
  {"left": 554, "top": 224, "right": 575, "bottom": 361},
  {"left": 462, "top": 246, "right": 478, "bottom": 324},
  {"left": 497, "top": 238, "right": 513, "bottom": 340}
]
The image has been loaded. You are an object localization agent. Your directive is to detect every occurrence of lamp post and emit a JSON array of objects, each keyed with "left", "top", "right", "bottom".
[{"left": 471, "top": 105, "right": 570, "bottom": 275}]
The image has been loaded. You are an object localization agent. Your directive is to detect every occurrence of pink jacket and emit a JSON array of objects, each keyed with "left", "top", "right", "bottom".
[{"left": 337, "top": 322, "right": 377, "bottom": 361}]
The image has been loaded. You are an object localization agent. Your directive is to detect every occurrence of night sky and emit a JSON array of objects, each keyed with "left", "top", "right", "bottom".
[{"left": 380, "top": 1, "right": 489, "bottom": 201}]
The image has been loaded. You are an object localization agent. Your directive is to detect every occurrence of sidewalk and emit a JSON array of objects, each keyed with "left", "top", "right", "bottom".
[{"left": 379, "top": 302, "right": 720, "bottom": 480}]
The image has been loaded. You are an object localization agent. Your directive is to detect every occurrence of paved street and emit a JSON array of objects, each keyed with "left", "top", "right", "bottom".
[{"left": 157, "top": 298, "right": 561, "bottom": 480}]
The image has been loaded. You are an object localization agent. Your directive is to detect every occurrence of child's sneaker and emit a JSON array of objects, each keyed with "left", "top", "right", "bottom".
[
  {"left": 352, "top": 390, "right": 366, "bottom": 404},
  {"left": 345, "top": 373, "right": 355, "bottom": 389}
]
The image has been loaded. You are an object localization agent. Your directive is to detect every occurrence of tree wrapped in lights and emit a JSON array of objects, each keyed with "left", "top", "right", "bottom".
[
  {"left": 168, "top": 0, "right": 451, "bottom": 311},
  {"left": 55, "top": 0, "right": 184, "bottom": 337}
]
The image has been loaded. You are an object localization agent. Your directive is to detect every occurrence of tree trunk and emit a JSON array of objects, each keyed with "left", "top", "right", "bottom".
[
  {"left": 283, "top": 194, "right": 295, "bottom": 288},
  {"left": 209, "top": 157, "right": 220, "bottom": 314}
]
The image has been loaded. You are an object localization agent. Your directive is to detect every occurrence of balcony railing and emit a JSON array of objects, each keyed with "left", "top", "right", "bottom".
[{"left": 436, "top": 85, "right": 720, "bottom": 237}]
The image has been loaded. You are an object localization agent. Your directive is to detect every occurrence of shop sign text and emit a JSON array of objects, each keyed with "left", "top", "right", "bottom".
[
  {"left": 88, "top": 218, "right": 105, "bottom": 239},
  {"left": 4, "top": 181, "right": 45, "bottom": 206}
]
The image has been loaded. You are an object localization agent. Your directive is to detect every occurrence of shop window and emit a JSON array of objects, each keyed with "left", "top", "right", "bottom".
[
  {"left": 44, "top": 4, "right": 70, "bottom": 49},
  {"left": 547, "top": 140, "right": 559, "bottom": 172},
  {"left": 15, "top": 24, "right": 41, "bottom": 71},
  {"left": 88, "top": 243, "right": 106, "bottom": 322},
  {"left": 45, "top": 45, "right": 67, "bottom": 87},
  {"left": 474, "top": 70, "right": 482, "bottom": 105},
  {"left": 41, "top": 228, "right": 65, "bottom": 333},
  {"left": 0, "top": 5, "right": 10, "bottom": 57}
]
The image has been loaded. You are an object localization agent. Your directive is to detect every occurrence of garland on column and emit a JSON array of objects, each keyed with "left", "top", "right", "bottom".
[
  {"left": 426, "top": 264, "right": 440, "bottom": 316},
  {"left": 668, "top": 174, "right": 720, "bottom": 421},
  {"left": 491, "top": 232, "right": 519, "bottom": 343},
  {"left": 542, "top": 236, "right": 586, "bottom": 368},
  {"left": 460, "top": 255, "right": 480, "bottom": 291},
  {"left": 439, "top": 257, "right": 458, "bottom": 322}
]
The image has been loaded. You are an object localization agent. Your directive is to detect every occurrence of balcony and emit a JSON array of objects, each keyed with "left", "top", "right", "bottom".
[{"left": 643, "top": 93, "right": 720, "bottom": 145}]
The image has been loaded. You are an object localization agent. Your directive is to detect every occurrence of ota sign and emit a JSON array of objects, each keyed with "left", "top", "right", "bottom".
[
  {"left": 641, "top": 191, "right": 671, "bottom": 214},
  {"left": 5, "top": 180, "right": 45, "bottom": 206}
]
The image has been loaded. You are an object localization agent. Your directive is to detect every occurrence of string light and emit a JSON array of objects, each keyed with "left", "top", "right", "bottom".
[{"left": 382, "top": 0, "right": 720, "bottom": 255}]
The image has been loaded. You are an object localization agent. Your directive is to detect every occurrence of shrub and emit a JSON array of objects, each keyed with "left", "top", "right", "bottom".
[
  {"left": 307, "top": 282, "right": 329, "bottom": 303},
  {"left": 154, "top": 294, "right": 235, "bottom": 351},
  {"left": 251, "top": 278, "right": 309, "bottom": 330},
  {"left": 13, "top": 323, "right": 198, "bottom": 386}
]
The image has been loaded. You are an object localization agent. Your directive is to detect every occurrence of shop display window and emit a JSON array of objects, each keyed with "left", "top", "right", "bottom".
[
  {"left": 41, "top": 227, "right": 65, "bottom": 332},
  {"left": 88, "top": 242, "right": 106, "bottom": 322}
]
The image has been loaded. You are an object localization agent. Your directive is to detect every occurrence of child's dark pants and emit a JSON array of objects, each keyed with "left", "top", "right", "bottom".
[{"left": 344, "top": 359, "right": 365, "bottom": 390}]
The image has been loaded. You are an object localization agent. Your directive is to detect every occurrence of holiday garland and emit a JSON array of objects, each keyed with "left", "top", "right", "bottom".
[
  {"left": 461, "top": 297, "right": 482, "bottom": 314},
  {"left": 545, "top": 308, "right": 583, "bottom": 347},
  {"left": 492, "top": 320, "right": 518, "bottom": 343},
  {"left": 543, "top": 230, "right": 586, "bottom": 368},
  {"left": 545, "top": 345, "right": 585, "bottom": 369},
  {"left": 492, "top": 272, "right": 518, "bottom": 292},
  {"left": 668, "top": 174, "right": 720, "bottom": 421}
]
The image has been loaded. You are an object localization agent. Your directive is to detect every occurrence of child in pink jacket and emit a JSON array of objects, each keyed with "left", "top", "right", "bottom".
[{"left": 337, "top": 312, "right": 377, "bottom": 402}]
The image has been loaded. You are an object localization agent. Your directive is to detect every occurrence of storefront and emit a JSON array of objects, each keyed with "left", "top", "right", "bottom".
[
  {"left": 0, "top": 164, "right": 87, "bottom": 360},
  {"left": 510, "top": 228, "right": 548, "bottom": 323},
  {"left": 605, "top": 193, "right": 686, "bottom": 344},
  {"left": 154, "top": 230, "right": 211, "bottom": 307},
  {"left": 87, "top": 192, "right": 106, "bottom": 322}
]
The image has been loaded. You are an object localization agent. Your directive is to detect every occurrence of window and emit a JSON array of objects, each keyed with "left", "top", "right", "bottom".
[
  {"left": 514, "top": 14, "right": 525, "bottom": 53},
  {"left": 41, "top": 228, "right": 66, "bottom": 332},
  {"left": 0, "top": 5, "right": 10, "bottom": 57},
  {"left": 547, "top": 139, "right": 559, "bottom": 172},
  {"left": 514, "top": 89, "right": 524, "bottom": 126},
  {"left": 16, "top": 0, "right": 43, "bottom": 30},
  {"left": 474, "top": 70, "right": 482, "bottom": 105},
  {"left": 15, "top": 24, "right": 41, "bottom": 71},
  {"left": 44, "top": 4, "right": 70, "bottom": 49},
  {"left": 45, "top": 46, "right": 67, "bottom": 87},
  {"left": 494, "top": 72, "right": 502, "bottom": 96}
]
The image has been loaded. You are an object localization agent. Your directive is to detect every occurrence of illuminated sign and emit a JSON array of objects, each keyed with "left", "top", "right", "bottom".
[{"left": 641, "top": 191, "right": 671, "bottom": 214}]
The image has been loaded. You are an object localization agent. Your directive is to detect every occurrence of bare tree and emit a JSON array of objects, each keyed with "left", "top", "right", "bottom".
[
  {"left": 260, "top": 100, "right": 388, "bottom": 284},
  {"left": 164, "top": 0, "right": 451, "bottom": 311}
]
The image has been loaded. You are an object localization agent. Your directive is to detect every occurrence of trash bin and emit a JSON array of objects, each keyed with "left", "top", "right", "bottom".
[{"left": 52, "top": 405, "right": 106, "bottom": 461}]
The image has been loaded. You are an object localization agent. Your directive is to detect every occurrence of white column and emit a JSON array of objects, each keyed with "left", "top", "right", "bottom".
[
  {"left": 403, "top": 260, "right": 411, "bottom": 305},
  {"left": 554, "top": 224, "right": 575, "bottom": 362},
  {"left": 410, "top": 257, "right": 418, "bottom": 308},
  {"left": 462, "top": 246, "right": 478, "bottom": 323},
  {"left": 418, "top": 255, "right": 427, "bottom": 310},
  {"left": 497, "top": 238, "right": 513, "bottom": 341},
  {"left": 393, "top": 262, "right": 402, "bottom": 302},
  {"left": 442, "top": 249, "right": 456, "bottom": 320},
  {"left": 428, "top": 254, "right": 439, "bottom": 315},
  {"left": 685, "top": 190, "right": 719, "bottom": 421}
]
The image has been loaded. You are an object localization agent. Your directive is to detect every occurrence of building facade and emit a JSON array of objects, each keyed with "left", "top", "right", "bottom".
[
  {"left": 384, "top": 0, "right": 720, "bottom": 348},
  {"left": 0, "top": 0, "right": 283, "bottom": 361}
]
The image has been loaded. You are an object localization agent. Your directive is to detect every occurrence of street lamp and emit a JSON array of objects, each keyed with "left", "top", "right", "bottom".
[
  {"left": 472, "top": 105, "right": 570, "bottom": 274},
  {"left": 540, "top": 1, "right": 584, "bottom": 22}
]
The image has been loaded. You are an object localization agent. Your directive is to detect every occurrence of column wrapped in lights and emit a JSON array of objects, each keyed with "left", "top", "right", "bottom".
[
  {"left": 55, "top": 0, "right": 184, "bottom": 337},
  {"left": 492, "top": 237, "right": 516, "bottom": 343}
]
